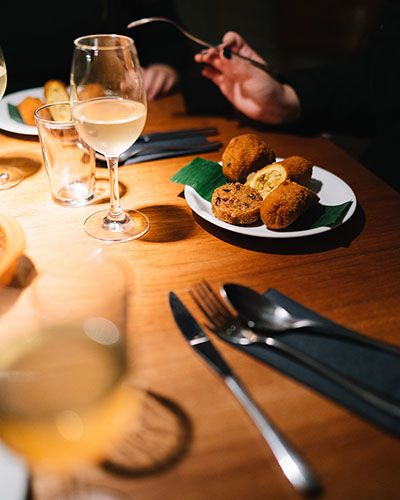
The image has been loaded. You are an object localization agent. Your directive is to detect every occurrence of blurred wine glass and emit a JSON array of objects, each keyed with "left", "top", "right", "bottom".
[
  {"left": 70, "top": 34, "right": 149, "bottom": 242},
  {"left": 0, "top": 46, "right": 24, "bottom": 190},
  {"left": 0, "top": 253, "right": 140, "bottom": 499}
]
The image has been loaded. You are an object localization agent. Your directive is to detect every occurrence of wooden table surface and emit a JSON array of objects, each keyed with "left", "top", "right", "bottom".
[{"left": 1, "top": 92, "right": 400, "bottom": 499}]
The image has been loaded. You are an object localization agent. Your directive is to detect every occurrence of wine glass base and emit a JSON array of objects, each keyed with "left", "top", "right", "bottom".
[
  {"left": 84, "top": 208, "right": 150, "bottom": 242},
  {"left": 0, "top": 167, "right": 24, "bottom": 190}
]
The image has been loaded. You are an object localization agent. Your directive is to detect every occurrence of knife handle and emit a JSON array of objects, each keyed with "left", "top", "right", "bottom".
[{"left": 224, "top": 375, "right": 321, "bottom": 496}]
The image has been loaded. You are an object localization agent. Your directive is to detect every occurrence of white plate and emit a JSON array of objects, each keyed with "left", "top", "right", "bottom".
[
  {"left": 0, "top": 442, "right": 29, "bottom": 500},
  {"left": 0, "top": 87, "right": 43, "bottom": 135},
  {"left": 184, "top": 165, "right": 357, "bottom": 238}
]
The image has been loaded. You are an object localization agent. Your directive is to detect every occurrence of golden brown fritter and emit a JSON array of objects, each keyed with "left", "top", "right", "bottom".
[
  {"left": 222, "top": 134, "right": 275, "bottom": 183},
  {"left": 17, "top": 97, "right": 45, "bottom": 126},
  {"left": 211, "top": 183, "right": 263, "bottom": 225},
  {"left": 279, "top": 156, "right": 313, "bottom": 186},
  {"left": 260, "top": 180, "right": 319, "bottom": 229}
]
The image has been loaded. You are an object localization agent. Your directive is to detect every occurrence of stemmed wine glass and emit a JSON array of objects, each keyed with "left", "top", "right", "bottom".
[
  {"left": 0, "top": 46, "right": 24, "bottom": 190},
  {"left": 70, "top": 34, "right": 150, "bottom": 242},
  {"left": 0, "top": 254, "right": 140, "bottom": 499}
]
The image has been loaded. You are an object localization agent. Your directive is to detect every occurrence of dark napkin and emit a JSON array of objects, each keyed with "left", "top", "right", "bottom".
[
  {"left": 97, "top": 135, "right": 222, "bottom": 166},
  {"left": 120, "top": 141, "right": 221, "bottom": 165},
  {"left": 220, "top": 288, "right": 400, "bottom": 437}
]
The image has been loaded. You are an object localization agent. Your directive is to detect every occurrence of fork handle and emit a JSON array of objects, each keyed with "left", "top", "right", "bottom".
[
  {"left": 224, "top": 375, "right": 321, "bottom": 496},
  {"left": 266, "top": 337, "right": 400, "bottom": 417}
]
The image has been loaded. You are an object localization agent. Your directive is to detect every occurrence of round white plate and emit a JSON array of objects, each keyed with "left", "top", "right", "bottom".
[
  {"left": 184, "top": 165, "right": 357, "bottom": 238},
  {"left": 0, "top": 442, "right": 29, "bottom": 500},
  {"left": 0, "top": 87, "right": 43, "bottom": 135}
]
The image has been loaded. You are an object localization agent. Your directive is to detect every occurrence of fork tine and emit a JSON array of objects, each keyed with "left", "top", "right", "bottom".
[{"left": 190, "top": 280, "right": 233, "bottom": 331}]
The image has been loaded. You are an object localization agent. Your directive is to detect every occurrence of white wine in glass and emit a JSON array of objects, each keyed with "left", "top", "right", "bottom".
[
  {"left": 0, "top": 47, "right": 24, "bottom": 190},
  {"left": 70, "top": 35, "right": 149, "bottom": 242},
  {"left": 0, "top": 256, "right": 141, "bottom": 499}
]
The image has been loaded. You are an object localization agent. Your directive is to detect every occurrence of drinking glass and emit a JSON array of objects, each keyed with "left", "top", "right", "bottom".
[
  {"left": 0, "top": 46, "right": 24, "bottom": 190},
  {"left": 0, "top": 254, "right": 140, "bottom": 499},
  {"left": 70, "top": 35, "right": 149, "bottom": 242}
]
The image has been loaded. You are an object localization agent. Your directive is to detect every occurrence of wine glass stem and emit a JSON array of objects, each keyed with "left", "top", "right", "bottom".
[{"left": 106, "top": 155, "right": 125, "bottom": 221}]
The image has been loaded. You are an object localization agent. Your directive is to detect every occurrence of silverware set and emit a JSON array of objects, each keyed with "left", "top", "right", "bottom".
[
  {"left": 169, "top": 280, "right": 400, "bottom": 496},
  {"left": 96, "top": 127, "right": 221, "bottom": 165}
]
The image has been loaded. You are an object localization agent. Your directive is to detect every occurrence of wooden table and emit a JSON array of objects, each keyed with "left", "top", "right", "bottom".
[{"left": 1, "top": 93, "right": 400, "bottom": 499}]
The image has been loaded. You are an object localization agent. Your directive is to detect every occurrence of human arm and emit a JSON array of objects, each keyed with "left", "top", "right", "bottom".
[
  {"left": 194, "top": 31, "right": 301, "bottom": 124},
  {"left": 142, "top": 63, "right": 179, "bottom": 101}
]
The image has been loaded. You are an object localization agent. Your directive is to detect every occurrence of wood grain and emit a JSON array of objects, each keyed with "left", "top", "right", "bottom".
[{"left": 1, "top": 92, "right": 399, "bottom": 499}]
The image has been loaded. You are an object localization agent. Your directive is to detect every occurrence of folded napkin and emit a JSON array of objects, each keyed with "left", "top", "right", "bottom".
[
  {"left": 220, "top": 289, "right": 400, "bottom": 437},
  {"left": 97, "top": 134, "right": 221, "bottom": 166},
  {"left": 120, "top": 140, "right": 221, "bottom": 165}
]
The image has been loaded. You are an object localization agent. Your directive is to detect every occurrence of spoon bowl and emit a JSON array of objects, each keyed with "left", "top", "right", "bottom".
[{"left": 222, "top": 283, "right": 400, "bottom": 356}]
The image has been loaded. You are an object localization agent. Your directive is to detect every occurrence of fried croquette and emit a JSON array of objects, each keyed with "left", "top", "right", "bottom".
[
  {"left": 222, "top": 134, "right": 275, "bottom": 183},
  {"left": 78, "top": 83, "right": 105, "bottom": 101},
  {"left": 246, "top": 155, "right": 313, "bottom": 198},
  {"left": 17, "top": 97, "right": 45, "bottom": 126},
  {"left": 279, "top": 156, "right": 313, "bottom": 186},
  {"left": 211, "top": 182, "right": 263, "bottom": 225},
  {"left": 260, "top": 180, "right": 319, "bottom": 229}
]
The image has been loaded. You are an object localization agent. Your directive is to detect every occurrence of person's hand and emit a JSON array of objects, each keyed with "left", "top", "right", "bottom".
[
  {"left": 143, "top": 63, "right": 179, "bottom": 101},
  {"left": 194, "top": 31, "right": 300, "bottom": 124}
]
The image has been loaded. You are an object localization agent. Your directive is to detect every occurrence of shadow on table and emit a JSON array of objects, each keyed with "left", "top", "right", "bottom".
[
  {"left": 0, "top": 156, "right": 41, "bottom": 179},
  {"left": 139, "top": 205, "right": 197, "bottom": 243},
  {"left": 192, "top": 203, "right": 365, "bottom": 255},
  {"left": 102, "top": 390, "right": 193, "bottom": 478},
  {"left": 88, "top": 176, "right": 125, "bottom": 206}
]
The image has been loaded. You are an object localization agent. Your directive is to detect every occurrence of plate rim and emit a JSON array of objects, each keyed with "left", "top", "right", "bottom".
[
  {"left": 184, "top": 165, "right": 357, "bottom": 239},
  {"left": 0, "top": 86, "right": 43, "bottom": 135}
]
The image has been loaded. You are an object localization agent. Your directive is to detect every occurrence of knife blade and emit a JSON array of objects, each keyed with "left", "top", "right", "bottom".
[
  {"left": 138, "top": 127, "right": 218, "bottom": 143},
  {"left": 169, "top": 291, "right": 233, "bottom": 377},
  {"left": 168, "top": 291, "right": 321, "bottom": 496}
]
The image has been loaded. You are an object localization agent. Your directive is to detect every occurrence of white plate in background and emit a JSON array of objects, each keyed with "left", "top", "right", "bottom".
[{"left": 0, "top": 87, "right": 43, "bottom": 135}]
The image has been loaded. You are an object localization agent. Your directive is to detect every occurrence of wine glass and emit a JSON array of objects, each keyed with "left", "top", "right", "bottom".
[
  {"left": 0, "top": 254, "right": 141, "bottom": 498},
  {"left": 0, "top": 46, "right": 24, "bottom": 190},
  {"left": 70, "top": 34, "right": 150, "bottom": 242}
]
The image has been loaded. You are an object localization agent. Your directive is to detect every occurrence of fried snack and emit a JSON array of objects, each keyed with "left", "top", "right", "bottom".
[
  {"left": 246, "top": 156, "right": 313, "bottom": 199},
  {"left": 78, "top": 83, "right": 105, "bottom": 101},
  {"left": 222, "top": 134, "right": 275, "bottom": 183},
  {"left": 211, "top": 182, "right": 263, "bottom": 225},
  {"left": 260, "top": 180, "right": 319, "bottom": 229},
  {"left": 17, "top": 97, "right": 44, "bottom": 126},
  {"left": 280, "top": 156, "right": 313, "bottom": 185},
  {"left": 44, "top": 80, "right": 71, "bottom": 121},
  {"left": 44, "top": 80, "right": 69, "bottom": 103}
]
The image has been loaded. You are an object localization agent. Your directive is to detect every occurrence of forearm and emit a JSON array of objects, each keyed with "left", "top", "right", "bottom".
[{"left": 253, "top": 82, "right": 301, "bottom": 125}]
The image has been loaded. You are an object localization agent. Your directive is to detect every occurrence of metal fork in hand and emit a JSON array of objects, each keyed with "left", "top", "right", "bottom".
[
  {"left": 127, "top": 17, "right": 272, "bottom": 74},
  {"left": 190, "top": 281, "right": 400, "bottom": 418}
]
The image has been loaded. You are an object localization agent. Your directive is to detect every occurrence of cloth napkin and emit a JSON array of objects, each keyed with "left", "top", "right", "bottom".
[
  {"left": 221, "top": 289, "right": 400, "bottom": 437},
  {"left": 97, "top": 135, "right": 221, "bottom": 166}
]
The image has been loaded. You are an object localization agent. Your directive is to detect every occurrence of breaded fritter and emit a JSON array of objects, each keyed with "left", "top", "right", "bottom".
[
  {"left": 222, "top": 134, "right": 275, "bottom": 183},
  {"left": 260, "top": 180, "right": 319, "bottom": 229}
]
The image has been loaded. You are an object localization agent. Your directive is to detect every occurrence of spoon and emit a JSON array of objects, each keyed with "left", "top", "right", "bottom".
[{"left": 222, "top": 283, "right": 400, "bottom": 356}]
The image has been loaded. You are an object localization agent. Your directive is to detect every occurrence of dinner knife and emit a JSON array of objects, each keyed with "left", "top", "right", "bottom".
[
  {"left": 138, "top": 127, "right": 218, "bottom": 143},
  {"left": 168, "top": 292, "right": 321, "bottom": 496}
]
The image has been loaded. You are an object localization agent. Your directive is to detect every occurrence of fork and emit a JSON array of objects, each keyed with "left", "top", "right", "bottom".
[
  {"left": 127, "top": 17, "right": 272, "bottom": 74},
  {"left": 189, "top": 281, "right": 400, "bottom": 418}
]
